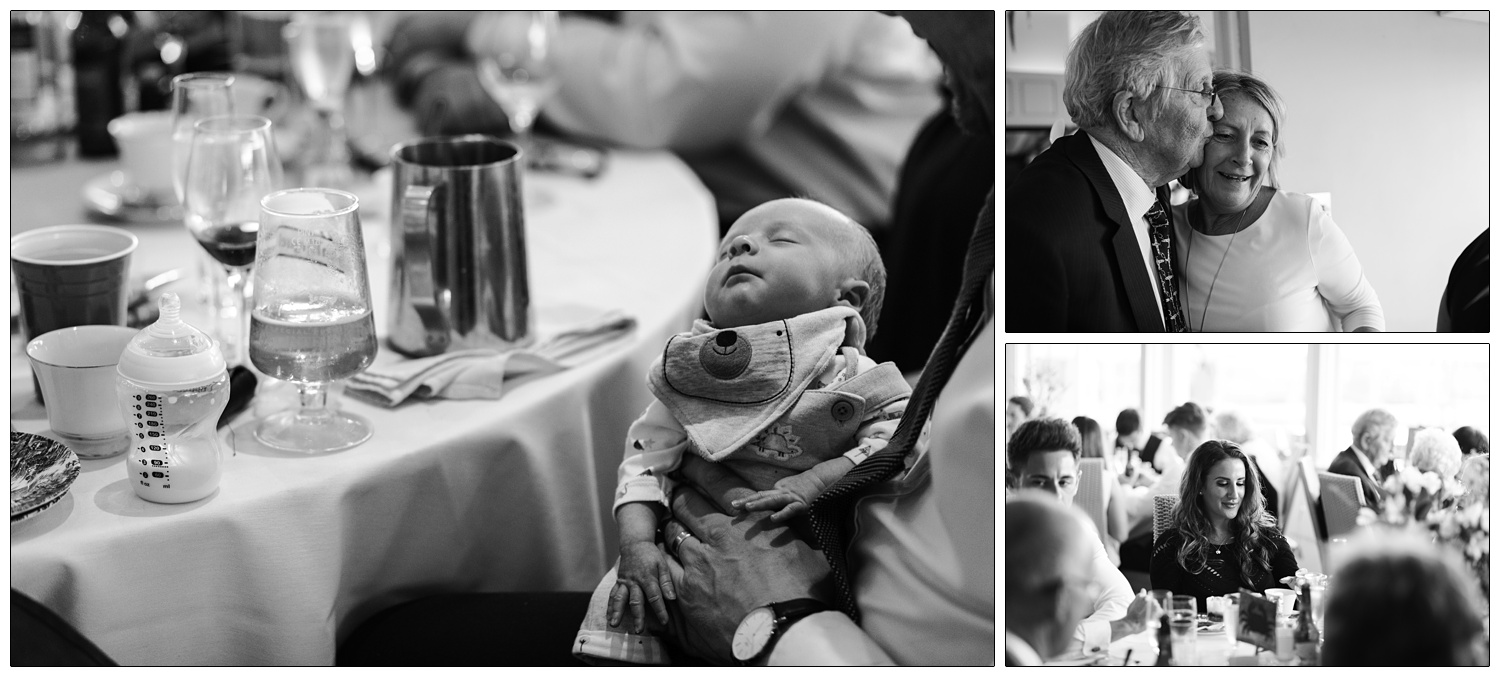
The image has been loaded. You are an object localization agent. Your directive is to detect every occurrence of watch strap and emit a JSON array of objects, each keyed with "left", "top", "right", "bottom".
[{"left": 750, "top": 598, "right": 831, "bottom": 662}]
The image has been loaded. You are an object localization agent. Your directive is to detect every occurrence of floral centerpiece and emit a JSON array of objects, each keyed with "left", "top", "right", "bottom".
[{"left": 1358, "top": 464, "right": 1489, "bottom": 598}]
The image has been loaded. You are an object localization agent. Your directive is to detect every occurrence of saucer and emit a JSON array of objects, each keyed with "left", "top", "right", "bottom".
[
  {"left": 83, "top": 171, "right": 182, "bottom": 224},
  {"left": 11, "top": 431, "right": 81, "bottom": 523}
]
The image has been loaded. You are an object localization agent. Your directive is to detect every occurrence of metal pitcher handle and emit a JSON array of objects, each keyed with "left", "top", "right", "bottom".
[{"left": 402, "top": 184, "right": 450, "bottom": 354}]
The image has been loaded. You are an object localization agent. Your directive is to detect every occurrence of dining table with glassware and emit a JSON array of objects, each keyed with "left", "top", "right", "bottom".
[{"left": 9, "top": 65, "right": 718, "bottom": 666}]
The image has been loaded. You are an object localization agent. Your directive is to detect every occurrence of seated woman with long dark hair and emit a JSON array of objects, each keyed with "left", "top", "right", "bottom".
[{"left": 1150, "top": 440, "right": 1298, "bottom": 612}]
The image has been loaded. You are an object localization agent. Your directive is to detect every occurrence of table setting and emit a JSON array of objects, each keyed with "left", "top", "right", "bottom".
[{"left": 10, "top": 10, "right": 717, "bottom": 665}]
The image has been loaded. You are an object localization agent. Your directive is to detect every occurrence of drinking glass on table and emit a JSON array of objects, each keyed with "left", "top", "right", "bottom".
[
  {"left": 183, "top": 115, "right": 284, "bottom": 367},
  {"left": 171, "top": 72, "right": 237, "bottom": 313},
  {"left": 1169, "top": 615, "right": 1198, "bottom": 665},
  {"left": 249, "top": 188, "right": 377, "bottom": 453},
  {"left": 283, "top": 11, "right": 356, "bottom": 188},
  {"left": 471, "top": 10, "right": 559, "bottom": 156}
]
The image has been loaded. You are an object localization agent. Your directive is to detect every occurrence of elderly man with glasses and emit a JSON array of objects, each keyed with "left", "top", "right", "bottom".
[{"left": 1007, "top": 10, "right": 1223, "bottom": 332}]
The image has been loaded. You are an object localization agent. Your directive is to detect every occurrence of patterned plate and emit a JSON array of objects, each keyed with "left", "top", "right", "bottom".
[{"left": 11, "top": 432, "right": 81, "bottom": 522}]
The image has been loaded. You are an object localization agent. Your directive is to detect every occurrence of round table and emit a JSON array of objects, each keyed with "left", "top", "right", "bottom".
[{"left": 10, "top": 140, "right": 717, "bottom": 664}]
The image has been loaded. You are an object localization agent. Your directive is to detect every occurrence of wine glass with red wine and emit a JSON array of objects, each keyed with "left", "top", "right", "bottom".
[{"left": 182, "top": 114, "right": 283, "bottom": 366}]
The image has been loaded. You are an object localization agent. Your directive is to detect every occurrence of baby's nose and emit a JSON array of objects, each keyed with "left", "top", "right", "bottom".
[{"left": 727, "top": 235, "right": 757, "bottom": 257}]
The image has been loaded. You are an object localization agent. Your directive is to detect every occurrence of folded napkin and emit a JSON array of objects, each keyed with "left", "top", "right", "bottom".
[{"left": 347, "top": 307, "right": 636, "bottom": 407}]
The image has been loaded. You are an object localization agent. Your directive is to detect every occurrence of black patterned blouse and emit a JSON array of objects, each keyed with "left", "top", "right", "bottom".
[{"left": 1149, "top": 528, "right": 1299, "bottom": 613}]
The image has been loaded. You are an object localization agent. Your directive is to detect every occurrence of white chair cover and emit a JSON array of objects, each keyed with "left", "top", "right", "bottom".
[
  {"left": 1075, "top": 458, "right": 1110, "bottom": 546},
  {"left": 1318, "top": 471, "right": 1367, "bottom": 538}
]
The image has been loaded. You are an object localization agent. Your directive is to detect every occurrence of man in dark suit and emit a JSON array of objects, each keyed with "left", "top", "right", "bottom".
[
  {"left": 1007, "top": 11, "right": 1222, "bottom": 332},
  {"left": 1327, "top": 408, "right": 1398, "bottom": 510}
]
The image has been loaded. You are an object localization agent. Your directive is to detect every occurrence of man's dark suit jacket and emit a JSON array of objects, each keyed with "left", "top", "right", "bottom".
[
  {"left": 1006, "top": 131, "right": 1179, "bottom": 332},
  {"left": 1326, "top": 447, "right": 1385, "bottom": 510}
]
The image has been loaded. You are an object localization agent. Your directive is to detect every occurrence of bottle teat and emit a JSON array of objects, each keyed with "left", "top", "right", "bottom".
[{"left": 117, "top": 292, "right": 227, "bottom": 387}]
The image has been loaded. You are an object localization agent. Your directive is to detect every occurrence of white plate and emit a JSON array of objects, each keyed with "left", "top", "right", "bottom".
[{"left": 11, "top": 432, "right": 81, "bottom": 522}]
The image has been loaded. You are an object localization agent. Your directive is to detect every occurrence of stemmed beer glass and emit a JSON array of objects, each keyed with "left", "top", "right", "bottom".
[
  {"left": 249, "top": 188, "right": 377, "bottom": 452},
  {"left": 284, "top": 12, "right": 356, "bottom": 189},
  {"left": 182, "top": 115, "right": 283, "bottom": 367},
  {"left": 170, "top": 72, "right": 236, "bottom": 204},
  {"left": 471, "top": 10, "right": 559, "bottom": 155}
]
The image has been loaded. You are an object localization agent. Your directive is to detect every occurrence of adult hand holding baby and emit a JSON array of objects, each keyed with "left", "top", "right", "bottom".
[{"left": 661, "top": 455, "right": 832, "bottom": 664}]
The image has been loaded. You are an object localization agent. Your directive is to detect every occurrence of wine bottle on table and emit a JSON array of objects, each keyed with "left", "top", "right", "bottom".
[
  {"left": 1154, "top": 614, "right": 1173, "bottom": 666},
  {"left": 72, "top": 10, "right": 132, "bottom": 157},
  {"left": 1293, "top": 580, "right": 1320, "bottom": 664}
]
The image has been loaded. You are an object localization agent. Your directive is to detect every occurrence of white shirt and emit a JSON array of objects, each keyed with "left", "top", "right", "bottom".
[
  {"left": 1089, "top": 133, "right": 1166, "bottom": 323},
  {"left": 1170, "top": 189, "right": 1385, "bottom": 332},
  {"left": 1065, "top": 517, "right": 1134, "bottom": 658},
  {"left": 768, "top": 319, "right": 996, "bottom": 665},
  {"left": 537, "top": 11, "right": 942, "bottom": 228}
]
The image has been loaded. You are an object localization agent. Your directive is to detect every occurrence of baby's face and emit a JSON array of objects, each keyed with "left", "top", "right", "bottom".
[{"left": 704, "top": 199, "right": 858, "bottom": 328}]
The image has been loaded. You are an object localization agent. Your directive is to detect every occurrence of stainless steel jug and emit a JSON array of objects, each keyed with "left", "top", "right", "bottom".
[{"left": 388, "top": 135, "right": 532, "bottom": 357}]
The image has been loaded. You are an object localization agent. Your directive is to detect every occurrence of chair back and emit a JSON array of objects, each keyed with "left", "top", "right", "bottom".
[
  {"left": 1247, "top": 454, "right": 1279, "bottom": 524},
  {"left": 1075, "top": 458, "right": 1110, "bottom": 546},
  {"left": 1152, "top": 494, "right": 1179, "bottom": 543},
  {"left": 1318, "top": 471, "right": 1367, "bottom": 538}
]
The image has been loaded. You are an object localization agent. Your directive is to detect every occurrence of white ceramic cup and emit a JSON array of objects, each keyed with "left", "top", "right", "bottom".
[
  {"left": 1265, "top": 588, "right": 1297, "bottom": 616},
  {"left": 26, "top": 325, "right": 139, "bottom": 459},
  {"left": 108, "top": 110, "right": 176, "bottom": 203}
]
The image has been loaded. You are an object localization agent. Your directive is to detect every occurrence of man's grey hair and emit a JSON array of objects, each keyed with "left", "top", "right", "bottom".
[
  {"left": 1063, "top": 11, "right": 1206, "bottom": 132},
  {"left": 1351, "top": 409, "right": 1398, "bottom": 443}
]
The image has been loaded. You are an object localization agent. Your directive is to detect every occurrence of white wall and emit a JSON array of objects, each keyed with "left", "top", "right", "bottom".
[{"left": 1248, "top": 11, "right": 1487, "bottom": 331}]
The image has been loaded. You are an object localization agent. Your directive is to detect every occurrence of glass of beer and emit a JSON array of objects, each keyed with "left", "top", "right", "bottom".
[{"left": 248, "top": 187, "right": 377, "bottom": 452}]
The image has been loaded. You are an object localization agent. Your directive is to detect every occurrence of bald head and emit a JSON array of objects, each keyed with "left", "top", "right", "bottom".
[{"left": 1006, "top": 491, "right": 1095, "bottom": 659}]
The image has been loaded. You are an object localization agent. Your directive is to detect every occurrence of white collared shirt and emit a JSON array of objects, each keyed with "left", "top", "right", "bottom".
[
  {"left": 1088, "top": 133, "right": 1166, "bottom": 323},
  {"left": 1352, "top": 445, "right": 1380, "bottom": 481}
]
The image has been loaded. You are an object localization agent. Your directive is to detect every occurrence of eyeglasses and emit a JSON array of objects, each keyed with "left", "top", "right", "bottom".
[{"left": 1157, "top": 84, "right": 1219, "bottom": 109}]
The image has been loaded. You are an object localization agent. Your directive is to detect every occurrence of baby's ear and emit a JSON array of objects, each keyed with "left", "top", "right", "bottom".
[{"left": 836, "top": 279, "right": 871, "bottom": 311}]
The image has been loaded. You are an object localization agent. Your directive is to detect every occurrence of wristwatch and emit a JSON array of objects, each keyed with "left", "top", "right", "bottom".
[{"left": 731, "top": 598, "right": 832, "bottom": 663}]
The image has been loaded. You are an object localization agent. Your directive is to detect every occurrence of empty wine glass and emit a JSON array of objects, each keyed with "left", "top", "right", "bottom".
[
  {"left": 471, "top": 10, "right": 559, "bottom": 155},
  {"left": 249, "top": 188, "right": 377, "bottom": 453},
  {"left": 183, "top": 115, "right": 283, "bottom": 367},
  {"left": 170, "top": 72, "right": 235, "bottom": 204},
  {"left": 283, "top": 11, "right": 356, "bottom": 188}
]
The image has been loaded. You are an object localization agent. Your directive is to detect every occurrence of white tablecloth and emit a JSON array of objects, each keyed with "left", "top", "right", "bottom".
[{"left": 10, "top": 147, "right": 717, "bottom": 665}]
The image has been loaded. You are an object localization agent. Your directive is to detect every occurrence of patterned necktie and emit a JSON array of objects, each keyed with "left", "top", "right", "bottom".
[
  {"left": 808, "top": 189, "right": 994, "bottom": 623},
  {"left": 1145, "top": 199, "right": 1187, "bottom": 332}
]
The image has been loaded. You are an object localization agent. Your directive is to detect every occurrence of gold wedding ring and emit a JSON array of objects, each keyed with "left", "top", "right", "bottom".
[{"left": 670, "top": 526, "right": 694, "bottom": 555}]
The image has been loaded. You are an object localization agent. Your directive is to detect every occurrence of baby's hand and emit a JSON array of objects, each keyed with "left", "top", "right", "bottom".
[
  {"left": 609, "top": 541, "right": 676, "bottom": 633},
  {"left": 731, "top": 472, "right": 829, "bottom": 523}
]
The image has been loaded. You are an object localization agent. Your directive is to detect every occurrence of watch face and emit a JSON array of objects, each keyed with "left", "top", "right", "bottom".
[{"left": 732, "top": 607, "right": 776, "bottom": 661}]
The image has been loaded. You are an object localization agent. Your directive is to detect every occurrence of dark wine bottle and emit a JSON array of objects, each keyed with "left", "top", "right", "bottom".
[
  {"left": 1154, "top": 614, "right": 1173, "bottom": 666},
  {"left": 72, "top": 10, "right": 132, "bottom": 157}
]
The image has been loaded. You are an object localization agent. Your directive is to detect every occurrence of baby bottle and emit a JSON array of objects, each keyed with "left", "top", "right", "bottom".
[{"left": 116, "top": 293, "right": 230, "bottom": 503}]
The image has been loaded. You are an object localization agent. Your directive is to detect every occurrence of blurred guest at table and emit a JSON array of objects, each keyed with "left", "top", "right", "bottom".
[
  {"left": 1321, "top": 530, "right": 1488, "bottom": 666},
  {"left": 1005, "top": 395, "right": 1034, "bottom": 446},
  {"left": 1436, "top": 228, "right": 1488, "bottom": 332},
  {"left": 1113, "top": 408, "right": 1145, "bottom": 458},
  {"left": 384, "top": 10, "right": 942, "bottom": 235},
  {"left": 1213, "top": 409, "right": 1282, "bottom": 520},
  {"left": 1456, "top": 453, "right": 1489, "bottom": 510},
  {"left": 1452, "top": 425, "right": 1489, "bottom": 457},
  {"left": 1118, "top": 402, "right": 1210, "bottom": 573},
  {"left": 1171, "top": 70, "right": 1383, "bottom": 332},
  {"left": 1150, "top": 440, "right": 1298, "bottom": 613},
  {"left": 1004, "top": 492, "right": 1102, "bottom": 666},
  {"left": 1328, "top": 408, "right": 1397, "bottom": 511},
  {"left": 1073, "top": 415, "right": 1130, "bottom": 566},
  {"left": 1007, "top": 11, "right": 1220, "bottom": 332},
  {"left": 1010, "top": 418, "right": 1157, "bottom": 658},
  {"left": 1408, "top": 428, "right": 1463, "bottom": 482}
]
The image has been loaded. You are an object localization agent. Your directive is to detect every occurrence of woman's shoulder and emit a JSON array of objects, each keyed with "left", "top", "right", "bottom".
[{"left": 1152, "top": 528, "right": 1186, "bottom": 554}]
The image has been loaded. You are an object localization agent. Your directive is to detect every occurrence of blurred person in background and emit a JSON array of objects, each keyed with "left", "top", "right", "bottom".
[
  {"left": 1117, "top": 402, "right": 1209, "bottom": 574},
  {"left": 1005, "top": 395, "right": 1035, "bottom": 445},
  {"left": 1408, "top": 428, "right": 1463, "bottom": 482},
  {"left": 1073, "top": 415, "right": 1130, "bottom": 567},
  {"left": 1436, "top": 228, "right": 1488, "bottom": 332},
  {"left": 1008, "top": 418, "right": 1157, "bottom": 660},
  {"left": 1456, "top": 453, "right": 1489, "bottom": 509},
  {"left": 1452, "top": 426, "right": 1488, "bottom": 457},
  {"left": 1321, "top": 530, "right": 1488, "bottom": 666},
  {"left": 1328, "top": 409, "right": 1397, "bottom": 510},
  {"left": 383, "top": 10, "right": 942, "bottom": 237},
  {"left": 1150, "top": 440, "right": 1298, "bottom": 612}
]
